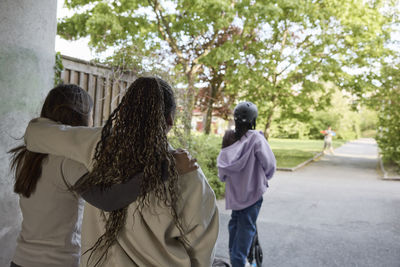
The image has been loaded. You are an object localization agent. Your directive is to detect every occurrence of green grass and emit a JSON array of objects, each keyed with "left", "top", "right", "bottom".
[
  {"left": 269, "top": 138, "right": 347, "bottom": 168},
  {"left": 361, "top": 129, "right": 376, "bottom": 138}
]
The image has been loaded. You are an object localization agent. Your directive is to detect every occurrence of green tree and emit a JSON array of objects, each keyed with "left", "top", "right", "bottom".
[
  {"left": 196, "top": 64, "right": 236, "bottom": 134},
  {"left": 223, "top": 0, "right": 394, "bottom": 139},
  {"left": 268, "top": 85, "right": 369, "bottom": 141},
  {"left": 58, "top": 0, "right": 243, "bottom": 143},
  {"left": 58, "top": 0, "right": 397, "bottom": 142},
  {"left": 307, "top": 88, "right": 361, "bottom": 140}
]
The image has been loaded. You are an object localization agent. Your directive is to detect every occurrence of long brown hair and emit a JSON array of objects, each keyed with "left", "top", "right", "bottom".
[
  {"left": 9, "top": 84, "right": 93, "bottom": 197},
  {"left": 73, "top": 77, "right": 185, "bottom": 264}
]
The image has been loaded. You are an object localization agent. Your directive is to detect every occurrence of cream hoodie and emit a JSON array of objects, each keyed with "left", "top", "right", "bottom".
[{"left": 25, "top": 118, "right": 219, "bottom": 267}]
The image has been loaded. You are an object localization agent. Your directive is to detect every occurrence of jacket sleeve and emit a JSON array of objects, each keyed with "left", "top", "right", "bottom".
[
  {"left": 216, "top": 154, "right": 227, "bottom": 182},
  {"left": 61, "top": 156, "right": 143, "bottom": 212},
  {"left": 254, "top": 133, "right": 276, "bottom": 180},
  {"left": 180, "top": 169, "right": 219, "bottom": 267},
  {"left": 24, "top": 117, "right": 102, "bottom": 171},
  {"left": 79, "top": 173, "right": 142, "bottom": 212},
  {"left": 27, "top": 118, "right": 142, "bottom": 211}
]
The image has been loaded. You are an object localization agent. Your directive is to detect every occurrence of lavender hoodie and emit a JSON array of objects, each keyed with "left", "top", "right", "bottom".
[{"left": 217, "top": 130, "right": 276, "bottom": 210}]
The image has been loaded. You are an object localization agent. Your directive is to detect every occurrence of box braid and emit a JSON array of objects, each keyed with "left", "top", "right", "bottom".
[{"left": 72, "top": 77, "right": 187, "bottom": 265}]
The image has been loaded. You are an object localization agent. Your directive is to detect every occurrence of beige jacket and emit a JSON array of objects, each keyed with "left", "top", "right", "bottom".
[
  {"left": 25, "top": 118, "right": 219, "bottom": 267},
  {"left": 25, "top": 118, "right": 102, "bottom": 171},
  {"left": 81, "top": 168, "right": 219, "bottom": 267}
]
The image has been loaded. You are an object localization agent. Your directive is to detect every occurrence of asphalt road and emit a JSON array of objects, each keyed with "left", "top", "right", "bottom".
[{"left": 215, "top": 138, "right": 400, "bottom": 267}]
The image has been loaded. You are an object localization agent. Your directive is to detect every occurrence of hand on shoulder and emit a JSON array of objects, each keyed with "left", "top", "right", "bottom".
[{"left": 172, "top": 149, "right": 198, "bottom": 175}]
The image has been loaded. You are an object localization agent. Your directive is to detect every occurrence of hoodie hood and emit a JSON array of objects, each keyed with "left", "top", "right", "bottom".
[
  {"left": 217, "top": 129, "right": 276, "bottom": 210},
  {"left": 217, "top": 130, "right": 260, "bottom": 172}
]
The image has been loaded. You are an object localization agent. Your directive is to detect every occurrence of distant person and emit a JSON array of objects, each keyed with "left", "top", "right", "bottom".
[
  {"left": 217, "top": 102, "right": 276, "bottom": 267},
  {"left": 321, "top": 126, "right": 336, "bottom": 154}
]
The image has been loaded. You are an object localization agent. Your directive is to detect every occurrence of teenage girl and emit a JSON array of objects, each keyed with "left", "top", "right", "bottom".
[
  {"left": 9, "top": 84, "right": 98, "bottom": 267},
  {"left": 10, "top": 84, "right": 196, "bottom": 267},
  {"left": 24, "top": 77, "right": 219, "bottom": 267},
  {"left": 217, "top": 101, "right": 276, "bottom": 267}
]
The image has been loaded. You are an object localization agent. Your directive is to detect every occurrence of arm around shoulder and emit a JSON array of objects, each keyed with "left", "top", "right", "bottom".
[
  {"left": 62, "top": 158, "right": 143, "bottom": 212},
  {"left": 79, "top": 173, "right": 142, "bottom": 211},
  {"left": 25, "top": 118, "right": 102, "bottom": 171}
]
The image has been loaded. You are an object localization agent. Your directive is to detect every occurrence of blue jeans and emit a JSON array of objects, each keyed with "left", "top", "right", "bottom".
[{"left": 229, "top": 197, "right": 263, "bottom": 267}]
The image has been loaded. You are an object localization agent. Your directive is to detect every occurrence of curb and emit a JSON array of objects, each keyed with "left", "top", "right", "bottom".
[
  {"left": 378, "top": 155, "right": 400, "bottom": 180},
  {"left": 277, "top": 152, "right": 324, "bottom": 172}
]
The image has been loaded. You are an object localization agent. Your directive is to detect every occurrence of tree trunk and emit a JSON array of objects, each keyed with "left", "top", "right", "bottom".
[
  {"left": 204, "top": 103, "right": 213, "bottom": 135},
  {"left": 182, "top": 73, "right": 195, "bottom": 146},
  {"left": 204, "top": 84, "right": 218, "bottom": 135},
  {"left": 263, "top": 92, "right": 278, "bottom": 140},
  {"left": 263, "top": 111, "right": 274, "bottom": 140}
]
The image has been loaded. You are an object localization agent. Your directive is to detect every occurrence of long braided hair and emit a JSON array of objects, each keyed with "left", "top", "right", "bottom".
[{"left": 73, "top": 77, "right": 186, "bottom": 264}]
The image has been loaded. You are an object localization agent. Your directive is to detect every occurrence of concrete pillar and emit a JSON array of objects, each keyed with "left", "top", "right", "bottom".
[{"left": 0, "top": 0, "right": 57, "bottom": 265}]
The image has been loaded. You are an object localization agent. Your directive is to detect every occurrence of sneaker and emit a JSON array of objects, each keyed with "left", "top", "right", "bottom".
[{"left": 245, "top": 260, "right": 257, "bottom": 267}]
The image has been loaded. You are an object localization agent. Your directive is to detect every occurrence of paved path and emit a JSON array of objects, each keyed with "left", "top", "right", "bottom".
[{"left": 215, "top": 138, "right": 400, "bottom": 267}]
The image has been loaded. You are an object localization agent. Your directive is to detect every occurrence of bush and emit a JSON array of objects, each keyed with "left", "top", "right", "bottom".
[
  {"left": 268, "top": 89, "right": 374, "bottom": 141},
  {"left": 190, "top": 134, "right": 225, "bottom": 199},
  {"left": 169, "top": 133, "right": 225, "bottom": 199},
  {"left": 374, "top": 66, "right": 400, "bottom": 169},
  {"left": 376, "top": 96, "right": 400, "bottom": 167}
]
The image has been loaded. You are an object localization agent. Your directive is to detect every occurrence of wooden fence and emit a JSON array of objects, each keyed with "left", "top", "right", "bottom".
[{"left": 61, "top": 55, "right": 136, "bottom": 126}]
